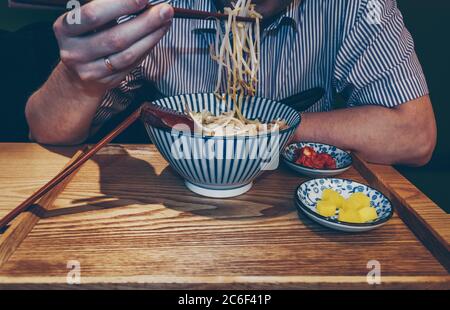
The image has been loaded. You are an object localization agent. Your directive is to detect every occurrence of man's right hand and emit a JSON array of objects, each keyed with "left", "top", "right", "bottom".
[
  {"left": 26, "top": 0, "right": 173, "bottom": 145},
  {"left": 53, "top": 0, "right": 174, "bottom": 93}
]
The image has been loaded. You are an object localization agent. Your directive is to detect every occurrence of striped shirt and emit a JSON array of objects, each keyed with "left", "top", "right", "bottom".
[{"left": 93, "top": 0, "right": 429, "bottom": 126}]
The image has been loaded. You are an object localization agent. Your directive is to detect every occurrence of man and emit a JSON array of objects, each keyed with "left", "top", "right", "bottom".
[{"left": 25, "top": 0, "right": 437, "bottom": 166}]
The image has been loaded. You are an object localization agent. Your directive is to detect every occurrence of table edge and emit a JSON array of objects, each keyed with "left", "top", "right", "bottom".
[
  {"left": 0, "top": 275, "right": 449, "bottom": 290},
  {"left": 352, "top": 153, "right": 450, "bottom": 272}
]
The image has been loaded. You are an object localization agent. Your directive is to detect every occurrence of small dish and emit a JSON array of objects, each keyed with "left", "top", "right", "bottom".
[
  {"left": 282, "top": 142, "right": 352, "bottom": 177},
  {"left": 295, "top": 178, "right": 393, "bottom": 232}
]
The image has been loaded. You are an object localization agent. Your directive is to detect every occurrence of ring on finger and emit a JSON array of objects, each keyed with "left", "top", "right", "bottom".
[{"left": 104, "top": 57, "right": 116, "bottom": 73}]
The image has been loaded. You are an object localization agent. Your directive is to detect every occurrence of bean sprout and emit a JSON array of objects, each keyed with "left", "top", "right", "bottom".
[{"left": 190, "top": 1, "right": 287, "bottom": 136}]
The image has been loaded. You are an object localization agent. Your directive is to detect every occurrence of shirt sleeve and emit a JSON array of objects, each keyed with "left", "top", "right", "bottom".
[
  {"left": 334, "top": 0, "right": 429, "bottom": 107},
  {"left": 92, "top": 65, "right": 144, "bottom": 128}
]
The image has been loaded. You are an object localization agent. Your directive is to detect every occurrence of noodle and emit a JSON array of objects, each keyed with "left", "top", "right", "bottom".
[
  {"left": 189, "top": 0, "right": 288, "bottom": 136},
  {"left": 214, "top": 0, "right": 260, "bottom": 103}
]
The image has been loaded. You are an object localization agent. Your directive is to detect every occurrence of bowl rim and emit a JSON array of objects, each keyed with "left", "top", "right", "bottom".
[
  {"left": 141, "top": 93, "right": 302, "bottom": 140},
  {"left": 282, "top": 141, "right": 353, "bottom": 171},
  {"left": 294, "top": 178, "right": 394, "bottom": 227}
]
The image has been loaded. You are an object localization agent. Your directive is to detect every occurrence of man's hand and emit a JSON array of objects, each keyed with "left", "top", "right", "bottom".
[
  {"left": 54, "top": 0, "right": 173, "bottom": 93},
  {"left": 26, "top": 1, "right": 174, "bottom": 145},
  {"left": 295, "top": 96, "right": 437, "bottom": 166}
]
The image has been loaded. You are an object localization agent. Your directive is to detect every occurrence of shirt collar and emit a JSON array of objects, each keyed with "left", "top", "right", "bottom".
[
  {"left": 190, "top": 0, "right": 301, "bottom": 34},
  {"left": 264, "top": 0, "right": 300, "bottom": 33}
]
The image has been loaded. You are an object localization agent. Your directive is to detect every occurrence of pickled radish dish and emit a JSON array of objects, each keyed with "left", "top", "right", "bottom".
[
  {"left": 294, "top": 146, "right": 337, "bottom": 169},
  {"left": 282, "top": 142, "right": 353, "bottom": 178},
  {"left": 295, "top": 178, "right": 394, "bottom": 232}
]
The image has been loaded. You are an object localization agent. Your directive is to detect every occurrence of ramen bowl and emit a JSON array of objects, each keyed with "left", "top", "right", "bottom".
[{"left": 141, "top": 93, "right": 301, "bottom": 198}]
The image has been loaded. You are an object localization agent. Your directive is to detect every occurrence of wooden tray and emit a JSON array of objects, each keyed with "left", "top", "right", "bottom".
[{"left": 0, "top": 143, "right": 448, "bottom": 289}]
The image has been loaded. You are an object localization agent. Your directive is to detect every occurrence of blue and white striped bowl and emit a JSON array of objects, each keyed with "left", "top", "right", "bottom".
[{"left": 142, "top": 93, "right": 301, "bottom": 198}]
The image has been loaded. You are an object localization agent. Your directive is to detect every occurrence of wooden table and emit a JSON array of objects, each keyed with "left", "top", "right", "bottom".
[{"left": 0, "top": 143, "right": 448, "bottom": 289}]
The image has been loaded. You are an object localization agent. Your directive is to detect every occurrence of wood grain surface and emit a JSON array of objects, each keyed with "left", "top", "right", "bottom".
[
  {"left": 0, "top": 143, "right": 448, "bottom": 289},
  {"left": 0, "top": 148, "right": 86, "bottom": 267}
]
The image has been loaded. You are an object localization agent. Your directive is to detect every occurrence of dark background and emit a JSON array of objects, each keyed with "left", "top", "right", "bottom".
[{"left": 0, "top": 0, "right": 449, "bottom": 212}]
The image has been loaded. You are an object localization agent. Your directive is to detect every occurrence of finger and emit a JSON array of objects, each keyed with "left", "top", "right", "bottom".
[
  {"left": 55, "top": 0, "right": 149, "bottom": 37},
  {"left": 98, "top": 71, "right": 135, "bottom": 89},
  {"left": 108, "top": 21, "right": 172, "bottom": 71},
  {"left": 68, "top": 3, "right": 173, "bottom": 61},
  {"left": 76, "top": 23, "right": 171, "bottom": 81}
]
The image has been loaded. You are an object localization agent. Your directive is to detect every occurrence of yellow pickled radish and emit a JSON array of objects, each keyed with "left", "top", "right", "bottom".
[
  {"left": 319, "top": 190, "right": 375, "bottom": 223},
  {"left": 346, "top": 192, "right": 371, "bottom": 209},
  {"left": 333, "top": 195, "right": 345, "bottom": 209},
  {"left": 317, "top": 200, "right": 337, "bottom": 217},
  {"left": 342, "top": 198, "right": 362, "bottom": 211},
  {"left": 322, "top": 189, "right": 345, "bottom": 208},
  {"left": 338, "top": 209, "right": 362, "bottom": 223},
  {"left": 359, "top": 207, "right": 378, "bottom": 222},
  {"left": 322, "top": 189, "right": 339, "bottom": 200}
]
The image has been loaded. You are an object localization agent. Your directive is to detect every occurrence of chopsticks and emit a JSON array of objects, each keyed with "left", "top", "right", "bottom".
[
  {"left": 0, "top": 107, "right": 142, "bottom": 230},
  {"left": 0, "top": 148, "right": 86, "bottom": 265},
  {"left": 9, "top": 0, "right": 257, "bottom": 23},
  {"left": 166, "top": 6, "right": 256, "bottom": 23}
]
